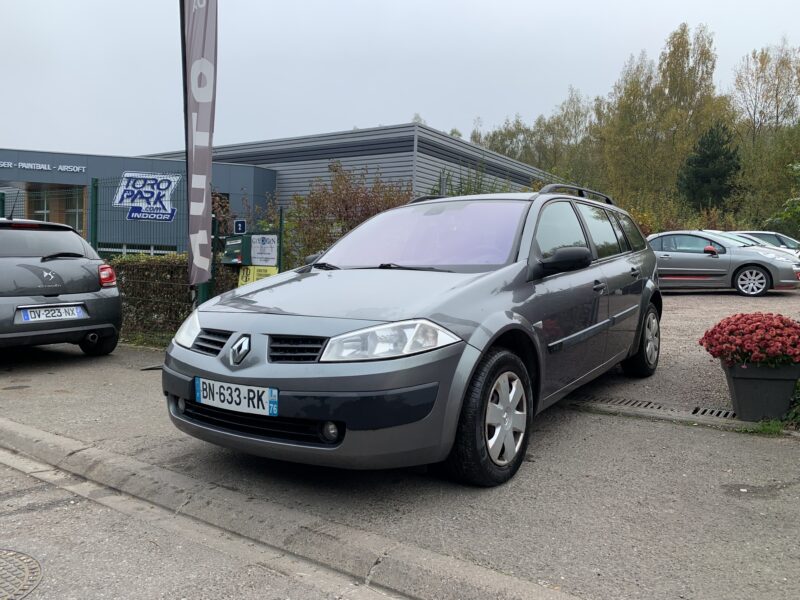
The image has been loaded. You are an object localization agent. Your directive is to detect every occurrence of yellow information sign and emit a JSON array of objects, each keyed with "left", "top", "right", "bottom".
[{"left": 238, "top": 266, "right": 279, "bottom": 287}]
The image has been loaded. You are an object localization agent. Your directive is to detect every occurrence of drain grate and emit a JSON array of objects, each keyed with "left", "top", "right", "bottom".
[
  {"left": 0, "top": 550, "right": 42, "bottom": 600},
  {"left": 570, "top": 396, "right": 738, "bottom": 421},
  {"left": 692, "top": 407, "right": 736, "bottom": 419}
]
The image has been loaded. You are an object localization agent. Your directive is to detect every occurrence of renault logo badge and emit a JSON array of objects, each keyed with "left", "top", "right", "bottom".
[{"left": 230, "top": 335, "right": 251, "bottom": 365}]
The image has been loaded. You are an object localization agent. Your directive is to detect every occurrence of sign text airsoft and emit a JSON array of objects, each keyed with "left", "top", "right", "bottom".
[
  {"left": 0, "top": 161, "right": 86, "bottom": 172},
  {"left": 113, "top": 172, "right": 181, "bottom": 222}
]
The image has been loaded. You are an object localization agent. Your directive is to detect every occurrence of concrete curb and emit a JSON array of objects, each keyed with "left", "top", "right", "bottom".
[{"left": 0, "top": 416, "right": 578, "bottom": 600}]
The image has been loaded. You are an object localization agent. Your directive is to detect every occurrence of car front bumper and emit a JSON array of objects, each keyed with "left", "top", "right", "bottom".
[
  {"left": 0, "top": 289, "right": 121, "bottom": 348},
  {"left": 162, "top": 317, "right": 480, "bottom": 469}
]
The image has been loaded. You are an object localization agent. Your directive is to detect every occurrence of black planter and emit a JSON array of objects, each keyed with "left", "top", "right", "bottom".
[{"left": 723, "top": 362, "right": 800, "bottom": 421}]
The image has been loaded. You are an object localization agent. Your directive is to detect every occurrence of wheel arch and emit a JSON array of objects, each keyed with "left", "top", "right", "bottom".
[{"left": 731, "top": 262, "right": 774, "bottom": 290}]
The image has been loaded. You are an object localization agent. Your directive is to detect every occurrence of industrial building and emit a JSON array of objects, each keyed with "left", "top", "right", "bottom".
[{"left": 1, "top": 123, "right": 559, "bottom": 252}]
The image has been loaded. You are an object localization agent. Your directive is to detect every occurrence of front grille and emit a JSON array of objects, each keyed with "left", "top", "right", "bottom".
[
  {"left": 268, "top": 335, "right": 327, "bottom": 363},
  {"left": 178, "top": 397, "right": 344, "bottom": 445},
  {"left": 191, "top": 329, "right": 233, "bottom": 356}
]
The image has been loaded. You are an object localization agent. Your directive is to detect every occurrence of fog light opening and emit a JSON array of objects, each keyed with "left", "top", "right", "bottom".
[
  {"left": 321, "top": 421, "right": 339, "bottom": 442},
  {"left": 178, "top": 398, "right": 186, "bottom": 413}
]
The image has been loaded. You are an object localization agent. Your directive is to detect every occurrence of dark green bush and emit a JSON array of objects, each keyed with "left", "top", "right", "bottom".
[{"left": 108, "top": 253, "right": 240, "bottom": 345}]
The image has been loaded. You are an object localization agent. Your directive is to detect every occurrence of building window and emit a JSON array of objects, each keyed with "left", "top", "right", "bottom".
[
  {"left": 28, "top": 194, "right": 50, "bottom": 221},
  {"left": 64, "top": 190, "right": 84, "bottom": 235}
]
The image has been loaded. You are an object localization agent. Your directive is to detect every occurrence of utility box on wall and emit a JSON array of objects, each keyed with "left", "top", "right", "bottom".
[{"left": 221, "top": 233, "right": 281, "bottom": 286}]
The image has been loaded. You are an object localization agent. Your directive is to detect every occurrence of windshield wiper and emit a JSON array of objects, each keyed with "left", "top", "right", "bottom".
[
  {"left": 41, "top": 252, "right": 85, "bottom": 262},
  {"left": 372, "top": 263, "right": 452, "bottom": 272},
  {"left": 310, "top": 262, "right": 340, "bottom": 270}
]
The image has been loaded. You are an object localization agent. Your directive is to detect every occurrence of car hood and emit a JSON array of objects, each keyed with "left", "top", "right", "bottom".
[
  {"left": 203, "top": 268, "right": 488, "bottom": 322},
  {"left": 734, "top": 246, "right": 799, "bottom": 264}
]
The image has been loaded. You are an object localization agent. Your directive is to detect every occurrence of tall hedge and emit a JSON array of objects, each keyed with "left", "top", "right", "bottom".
[{"left": 108, "top": 253, "right": 239, "bottom": 344}]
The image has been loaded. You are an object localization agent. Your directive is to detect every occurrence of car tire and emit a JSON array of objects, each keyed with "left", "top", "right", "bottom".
[
  {"left": 79, "top": 332, "right": 119, "bottom": 356},
  {"left": 443, "top": 348, "right": 534, "bottom": 487},
  {"left": 621, "top": 304, "right": 660, "bottom": 378},
  {"left": 733, "top": 265, "right": 771, "bottom": 296}
]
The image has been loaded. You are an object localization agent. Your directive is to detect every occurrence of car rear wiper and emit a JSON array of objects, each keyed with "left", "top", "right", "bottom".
[
  {"left": 41, "top": 252, "right": 85, "bottom": 262},
  {"left": 371, "top": 263, "right": 453, "bottom": 272}
]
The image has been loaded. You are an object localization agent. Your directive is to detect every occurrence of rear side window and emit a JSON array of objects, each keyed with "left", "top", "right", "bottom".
[
  {"left": 607, "top": 211, "right": 630, "bottom": 252},
  {"left": 575, "top": 203, "right": 621, "bottom": 259},
  {"left": 617, "top": 214, "right": 647, "bottom": 251},
  {"left": 0, "top": 227, "right": 89, "bottom": 258},
  {"left": 649, "top": 236, "right": 663, "bottom": 251},
  {"left": 534, "top": 201, "right": 588, "bottom": 259}
]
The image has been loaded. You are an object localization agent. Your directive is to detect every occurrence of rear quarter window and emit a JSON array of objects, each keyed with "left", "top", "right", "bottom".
[{"left": 617, "top": 214, "right": 647, "bottom": 251}]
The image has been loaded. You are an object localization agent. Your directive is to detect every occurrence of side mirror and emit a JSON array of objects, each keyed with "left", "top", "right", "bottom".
[
  {"left": 305, "top": 252, "right": 322, "bottom": 265},
  {"left": 528, "top": 247, "right": 592, "bottom": 280},
  {"left": 703, "top": 245, "right": 718, "bottom": 255}
]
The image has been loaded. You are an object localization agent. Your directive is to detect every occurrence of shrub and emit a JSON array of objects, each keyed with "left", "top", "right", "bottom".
[
  {"left": 699, "top": 312, "right": 800, "bottom": 367},
  {"left": 108, "top": 253, "right": 239, "bottom": 344}
]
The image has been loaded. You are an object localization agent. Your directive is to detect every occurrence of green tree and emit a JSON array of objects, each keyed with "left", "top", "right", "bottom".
[{"left": 677, "top": 122, "right": 741, "bottom": 210}]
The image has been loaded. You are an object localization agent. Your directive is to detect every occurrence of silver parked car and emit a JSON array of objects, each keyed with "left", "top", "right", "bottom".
[
  {"left": 735, "top": 231, "right": 800, "bottom": 257},
  {"left": 647, "top": 230, "right": 800, "bottom": 296},
  {"left": 163, "top": 187, "right": 661, "bottom": 486},
  {"left": 0, "top": 218, "right": 121, "bottom": 354}
]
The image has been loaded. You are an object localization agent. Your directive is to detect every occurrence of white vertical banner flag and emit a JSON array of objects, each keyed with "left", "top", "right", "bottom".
[{"left": 180, "top": 0, "right": 217, "bottom": 285}]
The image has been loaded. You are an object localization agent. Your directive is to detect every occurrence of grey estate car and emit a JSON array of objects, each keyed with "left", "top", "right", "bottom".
[
  {"left": 163, "top": 186, "right": 661, "bottom": 486},
  {"left": 0, "top": 219, "right": 121, "bottom": 354},
  {"left": 648, "top": 230, "right": 800, "bottom": 296}
]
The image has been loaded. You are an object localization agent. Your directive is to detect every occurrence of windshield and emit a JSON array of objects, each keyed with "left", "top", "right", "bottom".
[
  {"left": 320, "top": 200, "right": 529, "bottom": 271},
  {"left": 0, "top": 227, "right": 88, "bottom": 258},
  {"left": 710, "top": 232, "right": 751, "bottom": 247}
]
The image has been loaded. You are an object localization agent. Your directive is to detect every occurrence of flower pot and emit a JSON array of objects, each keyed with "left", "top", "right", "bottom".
[{"left": 722, "top": 362, "right": 800, "bottom": 421}]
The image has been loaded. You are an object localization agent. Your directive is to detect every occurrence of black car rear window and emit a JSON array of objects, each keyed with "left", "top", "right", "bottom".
[{"left": 0, "top": 227, "right": 88, "bottom": 257}]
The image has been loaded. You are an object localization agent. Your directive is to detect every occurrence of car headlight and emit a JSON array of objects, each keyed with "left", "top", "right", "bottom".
[
  {"left": 174, "top": 310, "right": 201, "bottom": 349},
  {"left": 320, "top": 319, "right": 461, "bottom": 362}
]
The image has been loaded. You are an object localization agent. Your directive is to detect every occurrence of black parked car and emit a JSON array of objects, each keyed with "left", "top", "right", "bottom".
[
  {"left": 163, "top": 186, "right": 661, "bottom": 485},
  {"left": 0, "top": 219, "right": 121, "bottom": 354}
]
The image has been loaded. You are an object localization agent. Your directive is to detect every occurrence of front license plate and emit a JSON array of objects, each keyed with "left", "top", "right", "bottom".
[
  {"left": 21, "top": 305, "right": 85, "bottom": 322},
  {"left": 194, "top": 378, "right": 278, "bottom": 417}
]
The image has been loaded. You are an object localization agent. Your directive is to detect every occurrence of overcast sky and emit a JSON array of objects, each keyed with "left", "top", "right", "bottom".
[{"left": 1, "top": 0, "right": 797, "bottom": 156}]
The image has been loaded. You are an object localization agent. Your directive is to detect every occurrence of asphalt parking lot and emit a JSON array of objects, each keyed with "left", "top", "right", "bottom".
[{"left": 1, "top": 291, "right": 799, "bottom": 600}]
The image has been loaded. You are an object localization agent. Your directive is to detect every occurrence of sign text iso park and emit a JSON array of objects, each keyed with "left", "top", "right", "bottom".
[{"left": 113, "top": 172, "right": 181, "bottom": 222}]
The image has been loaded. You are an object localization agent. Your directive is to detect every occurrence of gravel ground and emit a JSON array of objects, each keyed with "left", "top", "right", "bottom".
[{"left": 567, "top": 289, "right": 800, "bottom": 410}]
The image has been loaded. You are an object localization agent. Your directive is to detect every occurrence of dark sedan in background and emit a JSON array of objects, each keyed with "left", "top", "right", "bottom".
[{"left": 0, "top": 219, "right": 121, "bottom": 355}]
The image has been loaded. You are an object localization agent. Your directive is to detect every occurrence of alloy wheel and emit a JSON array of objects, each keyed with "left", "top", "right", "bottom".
[
  {"left": 737, "top": 269, "right": 767, "bottom": 295},
  {"left": 484, "top": 371, "right": 527, "bottom": 466}
]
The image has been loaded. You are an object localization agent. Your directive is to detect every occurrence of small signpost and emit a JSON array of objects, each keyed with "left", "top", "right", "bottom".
[{"left": 233, "top": 219, "right": 247, "bottom": 235}]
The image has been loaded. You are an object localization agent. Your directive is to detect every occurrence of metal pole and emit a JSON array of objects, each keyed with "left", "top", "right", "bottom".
[
  {"left": 89, "top": 178, "right": 99, "bottom": 249},
  {"left": 0, "top": 192, "right": 5, "bottom": 219},
  {"left": 278, "top": 206, "right": 284, "bottom": 272}
]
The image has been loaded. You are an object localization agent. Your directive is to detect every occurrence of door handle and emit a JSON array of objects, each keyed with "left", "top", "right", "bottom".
[
  {"left": 593, "top": 281, "right": 607, "bottom": 292},
  {"left": 659, "top": 254, "right": 670, "bottom": 258},
  {"left": 630, "top": 268, "right": 641, "bottom": 278}
]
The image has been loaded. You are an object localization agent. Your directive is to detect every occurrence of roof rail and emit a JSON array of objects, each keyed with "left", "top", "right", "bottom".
[
  {"left": 538, "top": 184, "right": 614, "bottom": 205},
  {"left": 408, "top": 195, "right": 445, "bottom": 204}
]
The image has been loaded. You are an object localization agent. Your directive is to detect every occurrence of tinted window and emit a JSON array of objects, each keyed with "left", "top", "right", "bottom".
[
  {"left": 0, "top": 227, "right": 88, "bottom": 258},
  {"left": 534, "top": 202, "right": 588, "bottom": 259},
  {"left": 750, "top": 232, "right": 782, "bottom": 246},
  {"left": 576, "top": 203, "right": 621, "bottom": 259},
  {"left": 321, "top": 200, "right": 529, "bottom": 271},
  {"left": 607, "top": 212, "right": 630, "bottom": 252},
  {"left": 661, "top": 234, "right": 723, "bottom": 254},
  {"left": 617, "top": 214, "right": 647, "bottom": 251},
  {"left": 777, "top": 234, "right": 800, "bottom": 249}
]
